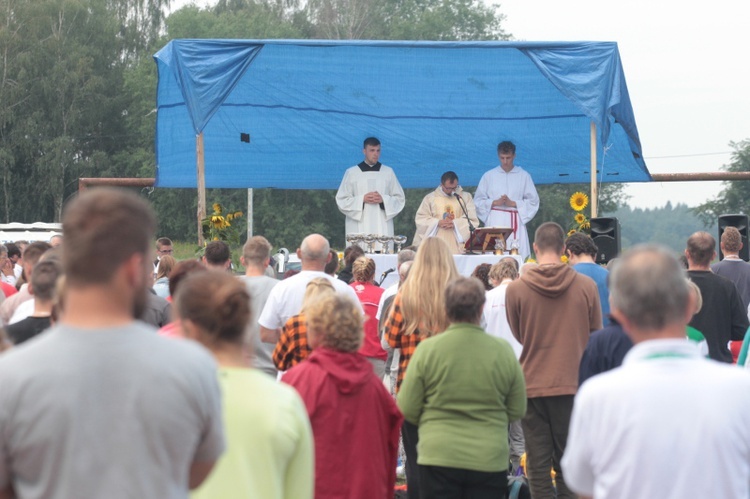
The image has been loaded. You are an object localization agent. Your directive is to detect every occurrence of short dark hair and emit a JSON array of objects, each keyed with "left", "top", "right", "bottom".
[
  {"left": 441, "top": 171, "right": 458, "bottom": 184},
  {"left": 363, "top": 137, "right": 381, "bottom": 148},
  {"left": 497, "top": 141, "right": 516, "bottom": 154},
  {"left": 534, "top": 222, "right": 565, "bottom": 255},
  {"left": 565, "top": 232, "right": 598, "bottom": 258},
  {"left": 62, "top": 189, "right": 155, "bottom": 286},
  {"left": 686, "top": 232, "right": 715, "bottom": 267},
  {"left": 324, "top": 249, "right": 340, "bottom": 275},
  {"left": 204, "top": 240, "right": 230, "bottom": 265},
  {"left": 445, "top": 277, "right": 486, "bottom": 323},
  {"left": 6, "top": 243, "right": 20, "bottom": 259},
  {"left": 31, "top": 260, "right": 62, "bottom": 302},
  {"left": 344, "top": 244, "right": 365, "bottom": 267}
]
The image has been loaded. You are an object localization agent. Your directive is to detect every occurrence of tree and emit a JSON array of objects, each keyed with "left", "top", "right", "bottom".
[
  {"left": 694, "top": 140, "right": 750, "bottom": 227},
  {"left": 0, "top": 0, "right": 132, "bottom": 222}
]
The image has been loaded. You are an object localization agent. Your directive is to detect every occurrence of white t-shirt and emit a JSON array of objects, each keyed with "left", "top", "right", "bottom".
[
  {"left": 258, "top": 270, "right": 361, "bottom": 330},
  {"left": 0, "top": 322, "right": 225, "bottom": 499},
  {"left": 375, "top": 282, "right": 398, "bottom": 321},
  {"left": 8, "top": 298, "right": 34, "bottom": 325},
  {"left": 482, "top": 280, "right": 523, "bottom": 359},
  {"left": 562, "top": 338, "right": 750, "bottom": 499}
]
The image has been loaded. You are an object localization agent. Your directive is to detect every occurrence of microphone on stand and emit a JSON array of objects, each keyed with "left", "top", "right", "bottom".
[
  {"left": 379, "top": 267, "right": 396, "bottom": 286},
  {"left": 454, "top": 192, "right": 477, "bottom": 254}
]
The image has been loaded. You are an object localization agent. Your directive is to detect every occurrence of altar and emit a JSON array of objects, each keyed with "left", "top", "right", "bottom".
[{"left": 368, "top": 253, "right": 524, "bottom": 288}]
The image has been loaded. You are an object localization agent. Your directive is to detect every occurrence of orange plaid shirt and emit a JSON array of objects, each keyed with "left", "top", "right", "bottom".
[
  {"left": 384, "top": 294, "right": 423, "bottom": 393},
  {"left": 273, "top": 313, "right": 312, "bottom": 371}
]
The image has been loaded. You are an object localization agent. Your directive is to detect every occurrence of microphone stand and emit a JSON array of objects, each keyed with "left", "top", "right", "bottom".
[
  {"left": 379, "top": 268, "right": 396, "bottom": 287},
  {"left": 454, "top": 192, "right": 476, "bottom": 255}
]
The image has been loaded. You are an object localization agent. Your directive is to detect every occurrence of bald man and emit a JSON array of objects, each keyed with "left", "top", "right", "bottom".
[{"left": 258, "top": 234, "right": 360, "bottom": 343}]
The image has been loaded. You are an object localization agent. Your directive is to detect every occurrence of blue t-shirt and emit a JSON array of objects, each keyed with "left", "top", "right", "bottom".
[{"left": 574, "top": 262, "right": 610, "bottom": 323}]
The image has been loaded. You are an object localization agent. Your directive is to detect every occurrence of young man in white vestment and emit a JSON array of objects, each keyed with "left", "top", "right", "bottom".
[
  {"left": 413, "top": 171, "right": 480, "bottom": 254},
  {"left": 474, "top": 141, "right": 539, "bottom": 260},
  {"left": 336, "top": 137, "right": 405, "bottom": 247},
  {"left": 562, "top": 245, "right": 750, "bottom": 499}
]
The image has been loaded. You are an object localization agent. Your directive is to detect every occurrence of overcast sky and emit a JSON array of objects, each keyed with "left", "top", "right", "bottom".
[
  {"left": 168, "top": 0, "right": 750, "bottom": 211},
  {"left": 494, "top": 0, "right": 749, "bottom": 210}
]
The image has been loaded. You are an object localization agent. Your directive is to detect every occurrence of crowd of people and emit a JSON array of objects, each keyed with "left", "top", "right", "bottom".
[{"left": 1, "top": 186, "right": 750, "bottom": 499}]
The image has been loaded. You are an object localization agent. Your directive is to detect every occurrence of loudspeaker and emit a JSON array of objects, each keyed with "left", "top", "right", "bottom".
[
  {"left": 590, "top": 217, "right": 621, "bottom": 265},
  {"left": 718, "top": 214, "right": 750, "bottom": 261}
]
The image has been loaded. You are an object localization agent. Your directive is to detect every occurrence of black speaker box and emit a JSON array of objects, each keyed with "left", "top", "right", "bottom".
[
  {"left": 718, "top": 214, "right": 749, "bottom": 261},
  {"left": 590, "top": 217, "right": 621, "bottom": 264}
]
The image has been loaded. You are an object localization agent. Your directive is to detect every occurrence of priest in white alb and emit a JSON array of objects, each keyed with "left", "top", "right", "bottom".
[
  {"left": 336, "top": 137, "right": 405, "bottom": 247},
  {"left": 413, "top": 171, "right": 480, "bottom": 254},
  {"left": 474, "top": 141, "right": 540, "bottom": 260}
]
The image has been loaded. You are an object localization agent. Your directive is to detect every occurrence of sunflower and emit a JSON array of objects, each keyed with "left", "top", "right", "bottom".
[
  {"left": 567, "top": 229, "right": 577, "bottom": 237},
  {"left": 233, "top": 211, "right": 243, "bottom": 218},
  {"left": 560, "top": 255, "right": 569, "bottom": 264},
  {"left": 226, "top": 213, "right": 234, "bottom": 222},
  {"left": 570, "top": 192, "right": 589, "bottom": 211},
  {"left": 211, "top": 215, "right": 225, "bottom": 229},
  {"left": 574, "top": 213, "right": 586, "bottom": 224},
  {"left": 212, "top": 203, "right": 222, "bottom": 214},
  {"left": 580, "top": 220, "right": 591, "bottom": 230}
]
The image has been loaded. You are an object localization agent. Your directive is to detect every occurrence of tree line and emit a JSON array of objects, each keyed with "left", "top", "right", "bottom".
[{"left": 3, "top": 0, "right": 740, "bottom": 251}]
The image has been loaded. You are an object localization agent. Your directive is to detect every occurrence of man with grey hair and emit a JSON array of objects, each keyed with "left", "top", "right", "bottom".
[
  {"left": 562, "top": 245, "right": 750, "bottom": 499},
  {"left": 397, "top": 277, "right": 526, "bottom": 497},
  {"left": 685, "top": 231, "right": 747, "bottom": 362},
  {"left": 239, "top": 236, "right": 280, "bottom": 378},
  {"left": 258, "top": 234, "right": 360, "bottom": 343}
]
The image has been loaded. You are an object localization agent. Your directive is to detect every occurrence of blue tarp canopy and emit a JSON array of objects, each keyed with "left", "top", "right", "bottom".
[{"left": 154, "top": 39, "right": 650, "bottom": 189}]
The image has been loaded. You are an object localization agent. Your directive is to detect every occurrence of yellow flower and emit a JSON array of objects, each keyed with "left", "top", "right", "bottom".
[
  {"left": 211, "top": 215, "right": 225, "bottom": 228},
  {"left": 570, "top": 192, "right": 589, "bottom": 211},
  {"left": 212, "top": 203, "right": 222, "bottom": 214},
  {"left": 525, "top": 257, "right": 536, "bottom": 263},
  {"left": 580, "top": 221, "right": 591, "bottom": 230},
  {"left": 567, "top": 229, "right": 577, "bottom": 237},
  {"left": 561, "top": 255, "right": 569, "bottom": 264},
  {"left": 213, "top": 236, "right": 219, "bottom": 241},
  {"left": 226, "top": 213, "right": 234, "bottom": 222},
  {"left": 574, "top": 213, "right": 586, "bottom": 224},
  {"left": 233, "top": 211, "right": 243, "bottom": 218}
]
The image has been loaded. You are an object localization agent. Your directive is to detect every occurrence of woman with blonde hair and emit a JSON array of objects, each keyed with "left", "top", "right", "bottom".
[
  {"left": 350, "top": 256, "right": 387, "bottom": 379},
  {"left": 283, "top": 293, "right": 402, "bottom": 499},
  {"left": 273, "top": 277, "right": 335, "bottom": 371},
  {"left": 177, "top": 270, "right": 313, "bottom": 499},
  {"left": 384, "top": 236, "right": 459, "bottom": 499}
]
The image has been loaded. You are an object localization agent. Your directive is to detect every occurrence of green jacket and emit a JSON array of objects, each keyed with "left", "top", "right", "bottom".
[{"left": 397, "top": 322, "right": 526, "bottom": 472}]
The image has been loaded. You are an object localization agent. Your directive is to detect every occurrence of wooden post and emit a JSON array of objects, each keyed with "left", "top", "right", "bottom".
[
  {"left": 197, "top": 133, "right": 206, "bottom": 247},
  {"left": 590, "top": 122, "right": 598, "bottom": 218},
  {"left": 247, "top": 188, "right": 253, "bottom": 241}
]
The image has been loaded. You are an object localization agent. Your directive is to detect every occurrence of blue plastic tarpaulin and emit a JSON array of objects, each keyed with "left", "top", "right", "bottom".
[{"left": 153, "top": 39, "right": 649, "bottom": 189}]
